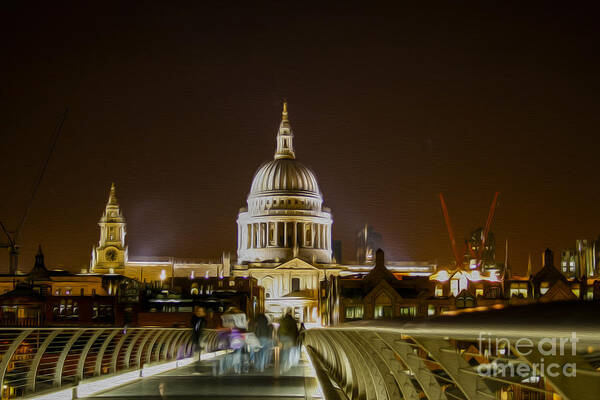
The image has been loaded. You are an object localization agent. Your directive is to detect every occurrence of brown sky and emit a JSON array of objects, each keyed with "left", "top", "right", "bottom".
[{"left": 1, "top": 2, "right": 599, "bottom": 274}]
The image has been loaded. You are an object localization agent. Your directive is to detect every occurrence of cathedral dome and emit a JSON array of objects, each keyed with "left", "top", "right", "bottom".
[
  {"left": 236, "top": 102, "right": 333, "bottom": 264},
  {"left": 249, "top": 158, "right": 321, "bottom": 198}
]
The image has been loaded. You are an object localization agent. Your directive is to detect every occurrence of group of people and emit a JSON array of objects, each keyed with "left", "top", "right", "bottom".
[{"left": 191, "top": 306, "right": 303, "bottom": 375}]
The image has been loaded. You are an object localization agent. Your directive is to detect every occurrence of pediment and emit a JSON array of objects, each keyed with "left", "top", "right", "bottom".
[
  {"left": 364, "top": 279, "right": 402, "bottom": 302},
  {"left": 275, "top": 258, "right": 318, "bottom": 270},
  {"left": 540, "top": 280, "right": 577, "bottom": 302}
]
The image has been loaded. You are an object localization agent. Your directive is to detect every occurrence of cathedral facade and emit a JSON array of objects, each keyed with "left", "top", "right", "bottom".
[
  {"left": 88, "top": 103, "right": 435, "bottom": 325},
  {"left": 233, "top": 103, "right": 342, "bottom": 324}
]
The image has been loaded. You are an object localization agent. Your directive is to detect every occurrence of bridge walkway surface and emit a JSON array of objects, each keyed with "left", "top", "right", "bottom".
[{"left": 85, "top": 351, "right": 322, "bottom": 400}]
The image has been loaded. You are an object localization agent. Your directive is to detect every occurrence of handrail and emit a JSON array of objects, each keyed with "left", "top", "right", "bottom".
[
  {"left": 0, "top": 327, "right": 208, "bottom": 399},
  {"left": 303, "top": 303, "right": 600, "bottom": 400}
]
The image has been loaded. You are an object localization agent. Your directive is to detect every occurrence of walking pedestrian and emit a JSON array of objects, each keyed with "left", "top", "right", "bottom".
[
  {"left": 253, "top": 313, "right": 273, "bottom": 372},
  {"left": 278, "top": 309, "right": 299, "bottom": 372},
  {"left": 191, "top": 306, "right": 207, "bottom": 372}
]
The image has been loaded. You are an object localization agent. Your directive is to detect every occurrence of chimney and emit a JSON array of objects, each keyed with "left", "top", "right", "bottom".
[{"left": 542, "top": 248, "right": 554, "bottom": 268}]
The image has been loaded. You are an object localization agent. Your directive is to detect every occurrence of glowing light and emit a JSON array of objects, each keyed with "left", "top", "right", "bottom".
[
  {"left": 141, "top": 360, "right": 177, "bottom": 377},
  {"left": 190, "top": 271, "right": 195, "bottom": 279},
  {"left": 487, "top": 271, "right": 500, "bottom": 282},
  {"left": 430, "top": 269, "right": 450, "bottom": 282},
  {"left": 77, "top": 370, "right": 140, "bottom": 398},
  {"left": 160, "top": 269, "right": 166, "bottom": 281},
  {"left": 27, "top": 387, "right": 73, "bottom": 400}
]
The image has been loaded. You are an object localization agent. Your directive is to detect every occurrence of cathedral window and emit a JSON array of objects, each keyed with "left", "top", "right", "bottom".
[
  {"left": 268, "top": 223, "right": 275, "bottom": 246},
  {"left": 247, "top": 224, "right": 252, "bottom": 249},
  {"left": 305, "top": 224, "right": 312, "bottom": 247},
  {"left": 292, "top": 277, "right": 300, "bottom": 292}
]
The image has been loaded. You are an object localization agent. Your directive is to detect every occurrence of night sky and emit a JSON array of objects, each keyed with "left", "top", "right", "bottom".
[{"left": 2, "top": 3, "right": 599, "bottom": 274}]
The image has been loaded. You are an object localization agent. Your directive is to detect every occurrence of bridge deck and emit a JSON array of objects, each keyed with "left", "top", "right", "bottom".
[{"left": 87, "top": 352, "right": 322, "bottom": 400}]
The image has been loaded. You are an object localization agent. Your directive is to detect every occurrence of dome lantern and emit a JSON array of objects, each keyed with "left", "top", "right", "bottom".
[
  {"left": 274, "top": 101, "right": 295, "bottom": 160},
  {"left": 236, "top": 102, "right": 333, "bottom": 264}
]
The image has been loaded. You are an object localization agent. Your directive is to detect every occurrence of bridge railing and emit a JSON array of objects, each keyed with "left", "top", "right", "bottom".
[
  {"left": 0, "top": 327, "right": 219, "bottom": 399},
  {"left": 304, "top": 303, "right": 600, "bottom": 400}
]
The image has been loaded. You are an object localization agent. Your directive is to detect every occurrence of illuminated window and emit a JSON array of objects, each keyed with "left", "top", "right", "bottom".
[
  {"left": 450, "top": 279, "right": 459, "bottom": 297},
  {"left": 586, "top": 288, "right": 594, "bottom": 300},
  {"left": 475, "top": 288, "right": 484, "bottom": 297},
  {"left": 509, "top": 283, "right": 528, "bottom": 298},
  {"left": 345, "top": 305, "right": 364, "bottom": 320},
  {"left": 540, "top": 282, "right": 550, "bottom": 295},
  {"left": 428, "top": 304, "right": 436, "bottom": 316},
  {"left": 229, "top": 280, "right": 235, "bottom": 287},
  {"left": 399, "top": 307, "right": 416, "bottom": 317},
  {"left": 374, "top": 305, "right": 393, "bottom": 319},
  {"left": 435, "top": 285, "right": 443, "bottom": 297}
]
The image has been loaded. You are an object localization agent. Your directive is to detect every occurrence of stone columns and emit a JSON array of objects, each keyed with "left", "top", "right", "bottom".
[{"left": 293, "top": 222, "right": 298, "bottom": 248}]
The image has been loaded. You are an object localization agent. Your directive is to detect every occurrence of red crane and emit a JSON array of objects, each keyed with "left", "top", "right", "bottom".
[
  {"left": 439, "top": 192, "right": 500, "bottom": 268},
  {"left": 439, "top": 194, "right": 463, "bottom": 267},
  {"left": 478, "top": 192, "right": 500, "bottom": 262}
]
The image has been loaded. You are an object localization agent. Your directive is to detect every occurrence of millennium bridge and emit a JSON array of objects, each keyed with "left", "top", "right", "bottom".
[{"left": 1, "top": 303, "right": 598, "bottom": 400}]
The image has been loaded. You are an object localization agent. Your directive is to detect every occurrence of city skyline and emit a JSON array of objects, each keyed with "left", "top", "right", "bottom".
[{"left": 2, "top": 3, "right": 600, "bottom": 273}]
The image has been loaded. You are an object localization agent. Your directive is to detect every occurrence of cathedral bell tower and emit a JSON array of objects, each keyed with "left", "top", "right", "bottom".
[{"left": 91, "top": 183, "right": 127, "bottom": 274}]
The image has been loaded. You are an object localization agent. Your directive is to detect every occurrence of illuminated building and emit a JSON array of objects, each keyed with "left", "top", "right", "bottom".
[
  {"left": 0, "top": 247, "right": 129, "bottom": 326},
  {"left": 322, "top": 249, "right": 449, "bottom": 324},
  {"left": 82, "top": 103, "right": 439, "bottom": 326},
  {"left": 233, "top": 103, "right": 340, "bottom": 325},
  {"left": 236, "top": 102, "right": 333, "bottom": 264},
  {"left": 89, "top": 183, "right": 230, "bottom": 281},
  {"left": 138, "top": 276, "right": 264, "bottom": 327},
  {"left": 0, "top": 246, "right": 111, "bottom": 297},
  {"left": 232, "top": 104, "right": 436, "bottom": 324},
  {"left": 560, "top": 238, "right": 599, "bottom": 279}
]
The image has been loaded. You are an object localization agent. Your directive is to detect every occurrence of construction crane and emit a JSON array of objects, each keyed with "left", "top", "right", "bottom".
[
  {"left": 0, "top": 109, "right": 68, "bottom": 274},
  {"left": 439, "top": 192, "right": 500, "bottom": 269},
  {"left": 478, "top": 191, "right": 500, "bottom": 262},
  {"left": 439, "top": 193, "right": 464, "bottom": 267}
]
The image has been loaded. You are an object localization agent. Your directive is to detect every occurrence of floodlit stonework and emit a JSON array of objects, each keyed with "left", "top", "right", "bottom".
[
  {"left": 236, "top": 102, "right": 333, "bottom": 264},
  {"left": 87, "top": 103, "right": 436, "bottom": 325},
  {"left": 90, "top": 184, "right": 228, "bottom": 281}
]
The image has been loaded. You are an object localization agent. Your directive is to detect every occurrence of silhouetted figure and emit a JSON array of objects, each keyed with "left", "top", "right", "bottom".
[
  {"left": 278, "top": 309, "right": 299, "bottom": 372},
  {"left": 219, "top": 307, "right": 247, "bottom": 375},
  {"left": 253, "top": 313, "right": 273, "bottom": 372},
  {"left": 191, "top": 306, "right": 207, "bottom": 372}
]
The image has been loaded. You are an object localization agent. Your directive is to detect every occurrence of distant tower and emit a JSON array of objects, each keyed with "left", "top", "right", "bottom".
[
  {"left": 356, "top": 224, "right": 383, "bottom": 264},
  {"left": 91, "top": 183, "right": 127, "bottom": 274}
]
